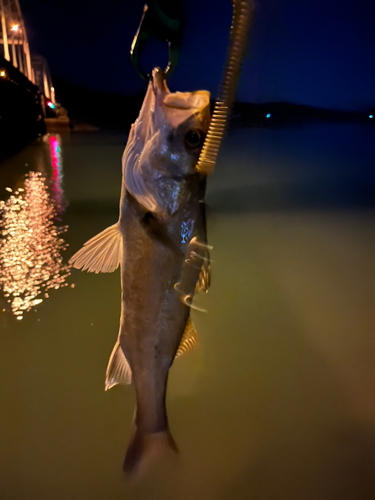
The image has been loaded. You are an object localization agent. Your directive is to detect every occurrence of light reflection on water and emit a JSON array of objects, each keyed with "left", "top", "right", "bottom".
[
  {"left": 48, "top": 134, "right": 67, "bottom": 215},
  {"left": 0, "top": 135, "right": 71, "bottom": 319}
]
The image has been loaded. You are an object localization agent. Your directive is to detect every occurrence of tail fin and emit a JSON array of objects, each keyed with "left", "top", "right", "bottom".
[{"left": 123, "top": 426, "right": 178, "bottom": 476}]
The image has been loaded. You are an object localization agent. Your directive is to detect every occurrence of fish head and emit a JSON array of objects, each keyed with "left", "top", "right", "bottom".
[
  {"left": 152, "top": 67, "right": 211, "bottom": 176},
  {"left": 123, "top": 67, "right": 210, "bottom": 216}
]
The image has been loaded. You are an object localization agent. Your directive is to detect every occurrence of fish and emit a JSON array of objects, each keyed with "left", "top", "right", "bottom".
[{"left": 69, "top": 67, "right": 211, "bottom": 474}]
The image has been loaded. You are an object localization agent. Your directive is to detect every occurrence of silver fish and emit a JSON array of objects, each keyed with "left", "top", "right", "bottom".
[{"left": 69, "top": 67, "right": 211, "bottom": 474}]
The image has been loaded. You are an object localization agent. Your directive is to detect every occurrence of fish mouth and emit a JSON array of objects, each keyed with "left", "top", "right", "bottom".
[{"left": 151, "top": 67, "right": 169, "bottom": 102}]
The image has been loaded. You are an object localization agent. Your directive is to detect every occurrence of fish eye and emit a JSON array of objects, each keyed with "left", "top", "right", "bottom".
[{"left": 184, "top": 129, "right": 204, "bottom": 149}]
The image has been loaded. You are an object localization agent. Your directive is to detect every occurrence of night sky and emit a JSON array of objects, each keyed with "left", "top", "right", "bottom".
[{"left": 20, "top": 0, "right": 374, "bottom": 111}]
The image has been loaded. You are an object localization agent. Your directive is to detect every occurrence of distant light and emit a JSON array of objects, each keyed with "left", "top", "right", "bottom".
[
  {"left": 0, "top": 70, "right": 6, "bottom": 78},
  {"left": 369, "top": 114, "right": 374, "bottom": 119},
  {"left": 47, "top": 101, "right": 55, "bottom": 109},
  {"left": 11, "top": 24, "right": 19, "bottom": 32},
  {"left": 266, "top": 113, "right": 271, "bottom": 118}
]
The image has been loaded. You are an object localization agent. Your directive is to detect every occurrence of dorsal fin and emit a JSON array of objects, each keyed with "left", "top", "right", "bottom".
[
  {"left": 175, "top": 318, "right": 199, "bottom": 359},
  {"left": 105, "top": 340, "right": 132, "bottom": 390},
  {"left": 69, "top": 223, "right": 122, "bottom": 273}
]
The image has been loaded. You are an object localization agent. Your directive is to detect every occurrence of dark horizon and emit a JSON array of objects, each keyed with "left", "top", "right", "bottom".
[{"left": 50, "top": 75, "right": 374, "bottom": 131}]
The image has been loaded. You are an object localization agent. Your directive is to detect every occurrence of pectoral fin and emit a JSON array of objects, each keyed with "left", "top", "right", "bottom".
[
  {"left": 105, "top": 340, "right": 132, "bottom": 390},
  {"left": 175, "top": 319, "right": 198, "bottom": 359},
  {"left": 69, "top": 223, "right": 122, "bottom": 273}
]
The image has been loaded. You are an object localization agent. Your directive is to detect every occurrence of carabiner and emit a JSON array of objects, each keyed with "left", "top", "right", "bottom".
[{"left": 130, "top": 1, "right": 183, "bottom": 80}]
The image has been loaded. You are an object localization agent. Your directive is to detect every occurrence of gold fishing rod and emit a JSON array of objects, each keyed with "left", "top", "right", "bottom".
[{"left": 197, "top": 0, "right": 254, "bottom": 175}]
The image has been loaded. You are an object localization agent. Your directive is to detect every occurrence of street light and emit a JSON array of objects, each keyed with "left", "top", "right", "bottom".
[{"left": 10, "top": 24, "right": 19, "bottom": 68}]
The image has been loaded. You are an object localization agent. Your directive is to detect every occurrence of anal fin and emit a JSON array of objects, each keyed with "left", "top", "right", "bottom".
[
  {"left": 175, "top": 318, "right": 199, "bottom": 359},
  {"left": 69, "top": 222, "right": 122, "bottom": 273},
  {"left": 105, "top": 340, "right": 132, "bottom": 390}
]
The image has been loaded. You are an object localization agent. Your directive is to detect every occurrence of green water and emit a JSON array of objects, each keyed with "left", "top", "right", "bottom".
[{"left": 0, "top": 125, "right": 374, "bottom": 499}]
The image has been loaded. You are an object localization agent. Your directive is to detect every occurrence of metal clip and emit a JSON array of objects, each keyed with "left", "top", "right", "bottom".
[{"left": 130, "top": 0, "right": 183, "bottom": 80}]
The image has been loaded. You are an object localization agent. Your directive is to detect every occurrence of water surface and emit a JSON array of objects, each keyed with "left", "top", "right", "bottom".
[{"left": 0, "top": 124, "right": 374, "bottom": 499}]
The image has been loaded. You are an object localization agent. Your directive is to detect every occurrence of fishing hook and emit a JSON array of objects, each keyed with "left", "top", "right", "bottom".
[{"left": 130, "top": 0, "right": 183, "bottom": 80}]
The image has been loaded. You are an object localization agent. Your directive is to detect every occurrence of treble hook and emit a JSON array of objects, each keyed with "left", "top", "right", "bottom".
[{"left": 130, "top": 0, "right": 183, "bottom": 80}]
